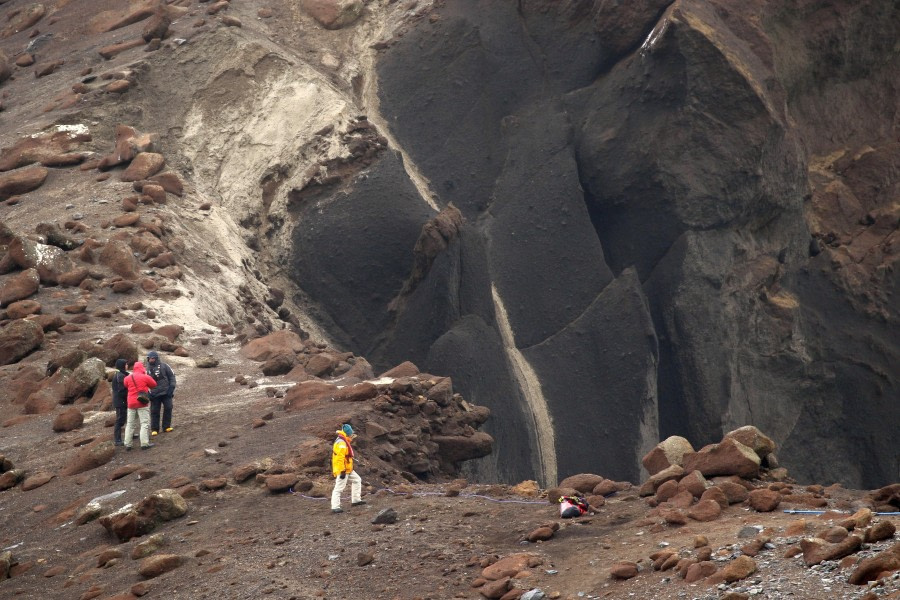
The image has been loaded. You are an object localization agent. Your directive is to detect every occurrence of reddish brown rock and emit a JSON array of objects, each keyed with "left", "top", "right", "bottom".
[
  {"left": 52, "top": 406, "right": 84, "bottom": 432},
  {"left": 265, "top": 473, "right": 299, "bottom": 493},
  {"left": 687, "top": 499, "right": 722, "bottom": 522},
  {"left": 15, "top": 53, "right": 35, "bottom": 67},
  {"left": 149, "top": 172, "right": 183, "bottom": 196},
  {"left": 142, "top": 183, "right": 166, "bottom": 204},
  {"left": 712, "top": 555, "right": 757, "bottom": 584},
  {"left": 609, "top": 561, "right": 639, "bottom": 579},
  {"left": 482, "top": 553, "right": 539, "bottom": 581},
  {"left": 98, "top": 38, "right": 145, "bottom": 60},
  {"left": 138, "top": 554, "right": 182, "bottom": 578},
  {"left": 661, "top": 508, "right": 688, "bottom": 525},
  {"left": 558, "top": 473, "right": 605, "bottom": 494},
  {"left": 677, "top": 469, "right": 708, "bottom": 498},
  {"left": 200, "top": 477, "right": 227, "bottom": 491},
  {"left": 681, "top": 438, "right": 761, "bottom": 479},
  {"left": 2, "top": 4, "right": 46, "bottom": 38},
  {"left": 801, "top": 534, "right": 863, "bottom": 566},
  {"left": 34, "top": 60, "right": 63, "bottom": 78},
  {"left": 849, "top": 542, "right": 900, "bottom": 584},
  {"left": 655, "top": 478, "right": 679, "bottom": 503},
  {"left": 0, "top": 166, "right": 48, "bottom": 200},
  {"left": 723, "top": 426, "right": 776, "bottom": 459},
  {"left": 5, "top": 299, "right": 41, "bottom": 319},
  {"left": 526, "top": 526, "right": 555, "bottom": 542},
  {"left": 684, "top": 560, "right": 718, "bottom": 583},
  {"left": 300, "top": 0, "right": 363, "bottom": 30},
  {"left": 121, "top": 152, "right": 165, "bottom": 182},
  {"left": 379, "top": 361, "right": 420, "bottom": 378},
  {"left": 98, "top": 126, "right": 157, "bottom": 171},
  {"left": 142, "top": 12, "right": 170, "bottom": 42},
  {"left": 699, "top": 486, "right": 729, "bottom": 509},
  {"left": 240, "top": 330, "right": 304, "bottom": 361},
  {"left": 21, "top": 471, "right": 54, "bottom": 491},
  {"left": 60, "top": 441, "right": 115, "bottom": 476},
  {"left": 0, "top": 318, "right": 44, "bottom": 365},
  {"left": 639, "top": 464, "right": 684, "bottom": 496},
  {"left": 99, "top": 240, "right": 140, "bottom": 279},
  {"left": 105, "top": 79, "right": 131, "bottom": 94},
  {"left": 0, "top": 268, "right": 40, "bottom": 307},
  {"left": 748, "top": 488, "right": 781, "bottom": 512},
  {"left": 865, "top": 521, "right": 896, "bottom": 543},
  {"left": 642, "top": 435, "right": 694, "bottom": 476}
]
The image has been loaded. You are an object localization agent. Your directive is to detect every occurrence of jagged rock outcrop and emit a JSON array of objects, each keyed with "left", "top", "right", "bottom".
[{"left": 277, "top": 0, "right": 898, "bottom": 488}]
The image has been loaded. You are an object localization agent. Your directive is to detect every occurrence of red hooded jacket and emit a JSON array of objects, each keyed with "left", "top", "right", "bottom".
[{"left": 124, "top": 362, "right": 157, "bottom": 409}]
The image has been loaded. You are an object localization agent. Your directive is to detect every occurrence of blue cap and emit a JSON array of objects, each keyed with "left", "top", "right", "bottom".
[{"left": 341, "top": 424, "right": 354, "bottom": 436}]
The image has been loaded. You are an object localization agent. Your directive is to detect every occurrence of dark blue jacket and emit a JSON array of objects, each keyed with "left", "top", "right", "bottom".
[{"left": 146, "top": 361, "right": 176, "bottom": 398}]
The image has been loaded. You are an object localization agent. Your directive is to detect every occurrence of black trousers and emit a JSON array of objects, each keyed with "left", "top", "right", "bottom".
[
  {"left": 113, "top": 404, "right": 127, "bottom": 443},
  {"left": 150, "top": 395, "right": 173, "bottom": 432}
]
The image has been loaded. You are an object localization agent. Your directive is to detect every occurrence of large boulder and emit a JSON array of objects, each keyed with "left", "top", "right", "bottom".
[
  {"left": 642, "top": 436, "right": 695, "bottom": 476},
  {"left": 681, "top": 438, "right": 761, "bottom": 479},
  {"left": 60, "top": 441, "right": 116, "bottom": 476},
  {"left": 121, "top": 152, "right": 165, "bottom": 182},
  {"left": 65, "top": 357, "right": 106, "bottom": 401},
  {"left": 723, "top": 426, "right": 776, "bottom": 460},
  {"left": 52, "top": 406, "right": 84, "bottom": 432},
  {"left": 0, "top": 268, "right": 40, "bottom": 307},
  {"left": 0, "top": 318, "right": 44, "bottom": 365},
  {"left": 0, "top": 166, "right": 48, "bottom": 200},
  {"left": 239, "top": 330, "right": 304, "bottom": 361},
  {"left": 99, "top": 240, "right": 140, "bottom": 279}
]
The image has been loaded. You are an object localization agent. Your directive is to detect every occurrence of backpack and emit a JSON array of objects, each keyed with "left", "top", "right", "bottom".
[{"left": 559, "top": 495, "right": 589, "bottom": 518}]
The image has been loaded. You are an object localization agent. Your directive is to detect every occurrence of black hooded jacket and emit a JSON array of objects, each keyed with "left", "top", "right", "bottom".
[{"left": 111, "top": 359, "right": 129, "bottom": 408}]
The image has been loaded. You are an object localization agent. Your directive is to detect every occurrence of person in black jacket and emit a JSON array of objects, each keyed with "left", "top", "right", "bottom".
[
  {"left": 146, "top": 351, "right": 177, "bottom": 435},
  {"left": 111, "top": 358, "right": 129, "bottom": 446}
]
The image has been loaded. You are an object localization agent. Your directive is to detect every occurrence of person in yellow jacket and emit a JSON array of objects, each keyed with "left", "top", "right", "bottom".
[{"left": 331, "top": 423, "right": 364, "bottom": 513}]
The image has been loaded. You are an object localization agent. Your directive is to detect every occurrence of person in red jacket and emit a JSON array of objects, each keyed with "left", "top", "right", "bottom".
[{"left": 123, "top": 361, "right": 157, "bottom": 450}]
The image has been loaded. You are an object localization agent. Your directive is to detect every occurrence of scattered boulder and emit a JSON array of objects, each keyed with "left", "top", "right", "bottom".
[
  {"left": 60, "top": 441, "right": 116, "bottom": 476},
  {"left": 99, "top": 240, "right": 140, "bottom": 279},
  {"left": 5, "top": 299, "right": 40, "bottom": 319},
  {"left": 849, "top": 542, "right": 900, "bottom": 584},
  {"left": 639, "top": 464, "right": 684, "bottom": 496},
  {"left": 748, "top": 489, "right": 781, "bottom": 512},
  {"left": 0, "top": 469, "right": 25, "bottom": 490},
  {"left": 642, "top": 436, "right": 694, "bottom": 476},
  {"left": 21, "top": 472, "right": 54, "bottom": 491},
  {"left": 132, "top": 534, "right": 166, "bottom": 560},
  {"left": 0, "top": 165, "right": 48, "bottom": 200},
  {"left": 261, "top": 354, "right": 295, "bottom": 376},
  {"left": 372, "top": 508, "right": 398, "bottom": 525},
  {"left": 121, "top": 152, "right": 165, "bottom": 182},
  {"left": 240, "top": 330, "right": 304, "bottom": 361},
  {"left": 558, "top": 473, "right": 605, "bottom": 494},
  {"left": 52, "top": 406, "right": 84, "bottom": 432},
  {"left": 682, "top": 438, "right": 761, "bottom": 479},
  {"left": 0, "top": 268, "right": 40, "bottom": 307},
  {"left": 0, "top": 318, "right": 44, "bottom": 365},
  {"left": 723, "top": 426, "right": 776, "bottom": 460},
  {"left": 687, "top": 499, "right": 722, "bottom": 522},
  {"left": 300, "top": 0, "right": 363, "bottom": 30},
  {"left": 138, "top": 554, "right": 182, "bottom": 579},
  {"left": 65, "top": 357, "right": 106, "bottom": 401},
  {"left": 800, "top": 534, "right": 863, "bottom": 566},
  {"left": 609, "top": 561, "right": 639, "bottom": 579}
]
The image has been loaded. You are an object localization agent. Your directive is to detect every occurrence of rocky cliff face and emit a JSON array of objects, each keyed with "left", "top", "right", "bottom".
[
  {"left": 0, "top": 0, "right": 896, "bottom": 489},
  {"left": 291, "top": 0, "right": 899, "bottom": 488}
]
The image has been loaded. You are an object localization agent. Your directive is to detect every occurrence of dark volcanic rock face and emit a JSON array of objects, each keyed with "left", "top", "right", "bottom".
[{"left": 288, "top": 0, "right": 899, "bottom": 487}]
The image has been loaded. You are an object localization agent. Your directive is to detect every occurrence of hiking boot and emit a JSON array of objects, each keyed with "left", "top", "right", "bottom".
[
  {"left": 124, "top": 445, "right": 132, "bottom": 451},
  {"left": 351, "top": 500, "right": 367, "bottom": 506},
  {"left": 140, "top": 444, "right": 155, "bottom": 450},
  {"left": 151, "top": 431, "right": 158, "bottom": 436},
  {"left": 331, "top": 508, "right": 344, "bottom": 514},
  {"left": 164, "top": 427, "right": 174, "bottom": 433},
  {"left": 114, "top": 441, "right": 124, "bottom": 446}
]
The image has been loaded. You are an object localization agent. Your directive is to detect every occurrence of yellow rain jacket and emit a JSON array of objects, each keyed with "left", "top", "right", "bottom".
[{"left": 332, "top": 431, "right": 354, "bottom": 477}]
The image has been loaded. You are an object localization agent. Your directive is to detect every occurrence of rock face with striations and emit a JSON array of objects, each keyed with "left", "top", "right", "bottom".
[{"left": 277, "top": 0, "right": 900, "bottom": 488}]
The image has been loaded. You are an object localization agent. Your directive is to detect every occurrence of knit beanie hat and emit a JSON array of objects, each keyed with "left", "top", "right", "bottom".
[
  {"left": 115, "top": 358, "right": 127, "bottom": 373},
  {"left": 341, "top": 424, "right": 354, "bottom": 437}
]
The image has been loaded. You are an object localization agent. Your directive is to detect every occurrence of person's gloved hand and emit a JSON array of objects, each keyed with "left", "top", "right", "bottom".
[{"left": 339, "top": 473, "right": 346, "bottom": 480}]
